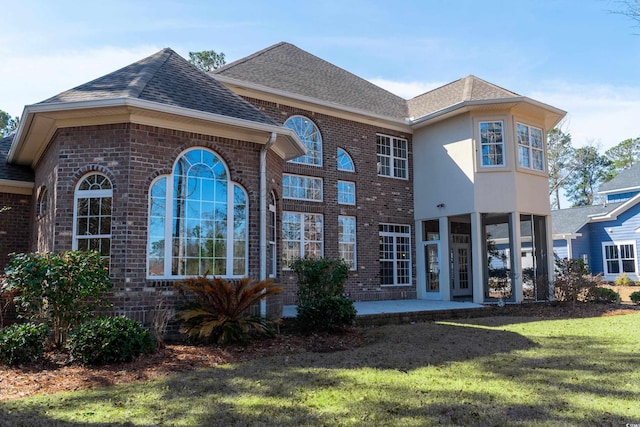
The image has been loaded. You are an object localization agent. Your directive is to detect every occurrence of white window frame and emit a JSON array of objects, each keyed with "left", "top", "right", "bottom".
[
  {"left": 283, "top": 174, "right": 323, "bottom": 202},
  {"left": 377, "top": 134, "right": 408, "bottom": 179},
  {"left": 282, "top": 212, "right": 324, "bottom": 269},
  {"left": 72, "top": 173, "right": 112, "bottom": 261},
  {"left": 268, "top": 192, "right": 277, "bottom": 278},
  {"left": 479, "top": 121, "right": 505, "bottom": 168},
  {"left": 379, "top": 223, "right": 412, "bottom": 286},
  {"left": 338, "top": 216, "right": 357, "bottom": 270},
  {"left": 517, "top": 123, "right": 545, "bottom": 171},
  {"left": 285, "top": 115, "right": 323, "bottom": 166},
  {"left": 337, "top": 148, "right": 355, "bottom": 172},
  {"left": 337, "top": 180, "right": 356, "bottom": 205},
  {"left": 602, "top": 241, "right": 637, "bottom": 277}
]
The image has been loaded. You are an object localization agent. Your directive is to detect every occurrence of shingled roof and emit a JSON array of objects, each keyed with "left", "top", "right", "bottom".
[
  {"left": 41, "top": 48, "right": 277, "bottom": 125},
  {"left": 0, "top": 136, "right": 33, "bottom": 182},
  {"left": 551, "top": 203, "right": 623, "bottom": 235},
  {"left": 213, "top": 42, "right": 409, "bottom": 120},
  {"left": 599, "top": 163, "right": 640, "bottom": 193}
]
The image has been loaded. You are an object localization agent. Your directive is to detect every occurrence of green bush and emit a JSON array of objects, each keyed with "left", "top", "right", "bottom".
[
  {"left": 67, "top": 316, "right": 155, "bottom": 365},
  {"left": 0, "top": 322, "right": 49, "bottom": 365},
  {"left": 173, "top": 277, "right": 282, "bottom": 345},
  {"left": 4, "top": 251, "right": 112, "bottom": 347},
  {"left": 630, "top": 291, "right": 640, "bottom": 305},
  {"left": 291, "top": 258, "right": 356, "bottom": 333},
  {"left": 614, "top": 273, "right": 633, "bottom": 286},
  {"left": 587, "top": 287, "right": 621, "bottom": 304}
]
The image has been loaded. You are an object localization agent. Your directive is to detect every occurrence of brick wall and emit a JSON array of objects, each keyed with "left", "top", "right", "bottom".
[{"left": 0, "top": 192, "right": 32, "bottom": 272}]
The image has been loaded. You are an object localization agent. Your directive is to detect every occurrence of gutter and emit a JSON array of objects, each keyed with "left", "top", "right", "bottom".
[{"left": 259, "top": 132, "right": 277, "bottom": 317}]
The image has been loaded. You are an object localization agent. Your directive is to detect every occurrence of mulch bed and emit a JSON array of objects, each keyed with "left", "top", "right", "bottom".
[{"left": 1, "top": 302, "right": 638, "bottom": 401}]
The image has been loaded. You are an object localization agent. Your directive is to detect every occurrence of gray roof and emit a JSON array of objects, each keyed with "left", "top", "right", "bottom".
[
  {"left": 598, "top": 163, "right": 640, "bottom": 193},
  {"left": 41, "top": 48, "right": 276, "bottom": 125},
  {"left": 213, "top": 42, "right": 409, "bottom": 120},
  {"left": 407, "top": 75, "right": 520, "bottom": 119},
  {"left": 551, "top": 203, "right": 623, "bottom": 235},
  {"left": 0, "top": 136, "right": 34, "bottom": 182}
]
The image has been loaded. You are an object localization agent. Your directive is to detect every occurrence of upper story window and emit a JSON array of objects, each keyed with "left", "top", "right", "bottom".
[
  {"left": 285, "top": 115, "right": 322, "bottom": 166},
  {"left": 479, "top": 121, "right": 505, "bottom": 167},
  {"left": 147, "top": 148, "right": 248, "bottom": 278},
  {"left": 73, "top": 173, "right": 112, "bottom": 260},
  {"left": 337, "top": 148, "right": 355, "bottom": 172},
  {"left": 282, "top": 212, "right": 323, "bottom": 269},
  {"left": 283, "top": 174, "right": 323, "bottom": 201},
  {"left": 517, "top": 123, "right": 544, "bottom": 171},
  {"left": 377, "top": 134, "right": 408, "bottom": 179},
  {"left": 338, "top": 180, "right": 356, "bottom": 205}
]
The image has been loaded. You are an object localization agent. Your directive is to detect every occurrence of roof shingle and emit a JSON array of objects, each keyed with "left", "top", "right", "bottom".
[
  {"left": 0, "top": 136, "right": 34, "bottom": 182},
  {"left": 599, "top": 163, "right": 640, "bottom": 193}
]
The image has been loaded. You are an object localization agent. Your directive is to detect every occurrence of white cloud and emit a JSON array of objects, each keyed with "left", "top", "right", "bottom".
[{"left": 0, "top": 46, "right": 162, "bottom": 117}]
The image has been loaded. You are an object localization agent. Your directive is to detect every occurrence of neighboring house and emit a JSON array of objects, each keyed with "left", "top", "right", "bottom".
[
  {"left": 553, "top": 163, "right": 640, "bottom": 281},
  {"left": 0, "top": 42, "right": 565, "bottom": 323}
]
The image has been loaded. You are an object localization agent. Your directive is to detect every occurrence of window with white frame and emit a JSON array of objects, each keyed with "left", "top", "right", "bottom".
[
  {"left": 377, "top": 134, "right": 408, "bottom": 179},
  {"left": 602, "top": 241, "right": 637, "bottom": 275},
  {"left": 147, "top": 148, "right": 248, "bottom": 278},
  {"left": 282, "top": 212, "right": 323, "bottom": 268},
  {"left": 339, "top": 216, "right": 356, "bottom": 269},
  {"left": 282, "top": 174, "right": 323, "bottom": 201},
  {"left": 379, "top": 223, "right": 411, "bottom": 285},
  {"left": 74, "top": 173, "right": 112, "bottom": 259},
  {"left": 479, "top": 121, "right": 505, "bottom": 167},
  {"left": 337, "top": 148, "right": 355, "bottom": 172},
  {"left": 285, "top": 115, "right": 322, "bottom": 166},
  {"left": 268, "top": 192, "right": 277, "bottom": 278},
  {"left": 517, "top": 123, "right": 544, "bottom": 171},
  {"left": 337, "top": 180, "right": 355, "bottom": 205}
]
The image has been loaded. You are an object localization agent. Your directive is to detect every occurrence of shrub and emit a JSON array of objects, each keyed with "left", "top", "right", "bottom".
[
  {"left": 0, "top": 279, "right": 19, "bottom": 328},
  {"left": 4, "top": 251, "right": 112, "bottom": 347},
  {"left": 554, "top": 258, "right": 602, "bottom": 306},
  {"left": 290, "top": 258, "right": 356, "bottom": 333},
  {"left": 67, "top": 316, "right": 155, "bottom": 365},
  {"left": 630, "top": 291, "right": 640, "bottom": 305},
  {"left": 173, "top": 277, "right": 282, "bottom": 345},
  {"left": 614, "top": 273, "right": 633, "bottom": 286},
  {"left": 0, "top": 322, "right": 49, "bottom": 365},
  {"left": 586, "top": 287, "right": 621, "bottom": 304}
]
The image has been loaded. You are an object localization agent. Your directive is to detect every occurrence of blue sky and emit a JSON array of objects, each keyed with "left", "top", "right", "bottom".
[{"left": 2, "top": 0, "right": 639, "bottom": 151}]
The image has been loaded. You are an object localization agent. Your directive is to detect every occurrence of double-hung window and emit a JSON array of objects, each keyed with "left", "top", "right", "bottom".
[
  {"left": 479, "top": 121, "right": 505, "bottom": 167},
  {"left": 73, "top": 173, "right": 112, "bottom": 260},
  {"left": 602, "top": 241, "right": 637, "bottom": 276},
  {"left": 377, "top": 134, "right": 408, "bottom": 179},
  {"left": 379, "top": 224, "right": 411, "bottom": 285},
  {"left": 282, "top": 212, "right": 323, "bottom": 268},
  {"left": 338, "top": 216, "right": 356, "bottom": 269},
  {"left": 517, "top": 123, "right": 544, "bottom": 171}
]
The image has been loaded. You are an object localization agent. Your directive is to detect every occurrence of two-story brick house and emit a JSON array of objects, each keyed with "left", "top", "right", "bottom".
[{"left": 0, "top": 43, "right": 565, "bottom": 322}]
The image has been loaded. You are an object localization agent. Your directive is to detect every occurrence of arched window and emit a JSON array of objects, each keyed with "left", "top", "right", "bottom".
[
  {"left": 148, "top": 148, "right": 248, "bottom": 278},
  {"left": 284, "top": 115, "right": 322, "bottom": 166},
  {"left": 337, "top": 148, "right": 355, "bottom": 172},
  {"left": 37, "top": 186, "right": 48, "bottom": 216},
  {"left": 73, "top": 173, "right": 112, "bottom": 259}
]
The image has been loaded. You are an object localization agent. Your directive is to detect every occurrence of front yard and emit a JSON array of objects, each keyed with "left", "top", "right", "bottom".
[{"left": 1, "top": 306, "right": 639, "bottom": 426}]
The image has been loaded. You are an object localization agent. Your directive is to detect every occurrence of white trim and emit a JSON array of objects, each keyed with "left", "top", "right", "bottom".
[
  {"left": 601, "top": 240, "right": 638, "bottom": 279},
  {"left": 72, "top": 173, "right": 113, "bottom": 259},
  {"left": 478, "top": 120, "right": 506, "bottom": 168},
  {"left": 379, "top": 223, "right": 412, "bottom": 286},
  {"left": 590, "top": 193, "right": 640, "bottom": 222},
  {"left": 282, "top": 173, "right": 323, "bottom": 202},
  {"left": 376, "top": 134, "right": 409, "bottom": 180},
  {"left": 337, "top": 180, "right": 356, "bottom": 205}
]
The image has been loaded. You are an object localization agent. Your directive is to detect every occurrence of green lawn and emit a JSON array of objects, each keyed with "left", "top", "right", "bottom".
[{"left": 1, "top": 313, "right": 639, "bottom": 426}]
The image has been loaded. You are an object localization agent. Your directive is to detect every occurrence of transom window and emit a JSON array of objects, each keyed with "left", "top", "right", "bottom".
[
  {"left": 517, "top": 123, "right": 544, "bottom": 171},
  {"left": 337, "top": 181, "right": 355, "bottom": 205},
  {"left": 285, "top": 115, "right": 322, "bottom": 166},
  {"left": 377, "top": 134, "right": 408, "bottom": 179},
  {"left": 148, "top": 148, "right": 247, "bottom": 278},
  {"left": 339, "top": 216, "right": 357, "bottom": 269},
  {"left": 337, "top": 148, "right": 355, "bottom": 172},
  {"left": 282, "top": 212, "right": 323, "bottom": 269},
  {"left": 603, "top": 241, "right": 637, "bottom": 276},
  {"left": 379, "top": 223, "right": 411, "bottom": 286},
  {"left": 479, "top": 121, "right": 505, "bottom": 167},
  {"left": 73, "top": 173, "right": 112, "bottom": 259},
  {"left": 282, "top": 174, "right": 323, "bottom": 201}
]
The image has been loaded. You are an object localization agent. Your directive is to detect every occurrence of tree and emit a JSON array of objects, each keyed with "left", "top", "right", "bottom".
[
  {"left": 605, "top": 137, "right": 640, "bottom": 175},
  {"left": 0, "top": 110, "right": 19, "bottom": 137},
  {"left": 188, "top": 50, "right": 226, "bottom": 72},
  {"left": 564, "top": 144, "right": 614, "bottom": 207},
  {"left": 546, "top": 127, "right": 574, "bottom": 210}
]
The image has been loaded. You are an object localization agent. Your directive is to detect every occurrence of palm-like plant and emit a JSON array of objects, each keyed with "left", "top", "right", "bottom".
[{"left": 173, "top": 277, "right": 282, "bottom": 345}]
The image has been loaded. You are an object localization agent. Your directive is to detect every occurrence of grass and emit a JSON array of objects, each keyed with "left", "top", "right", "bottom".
[{"left": 1, "top": 313, "right": 639, "bottom": 426}]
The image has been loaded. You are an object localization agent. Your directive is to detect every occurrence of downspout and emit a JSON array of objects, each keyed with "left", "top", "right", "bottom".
[{"left": 260, "top": 132, "right": 277, "bottom": 317}]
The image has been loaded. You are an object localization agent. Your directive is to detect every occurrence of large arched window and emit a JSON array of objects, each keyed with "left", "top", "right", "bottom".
[
  {"left": 73, "top": 173, "right": 112, "bottom": 259},
  {"left": 148, "top": 148, "right": 248, "bottom": 278},
  {"left": 284, "top": 115, "right": 322, "bottom": 166}
]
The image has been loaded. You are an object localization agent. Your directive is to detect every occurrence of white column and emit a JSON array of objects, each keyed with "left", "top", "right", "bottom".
[
  {"left": 439, "top": 217, "right": 451, "bottom": 301},
  {"left": 470, "top": 212, "right": 484, "bottom": 304},
  {"left": 511, "top": 212, "right": 523, "bottom": 303},
  {"left": 415, "top": 219, "right": 426, "bottom": 300}
]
